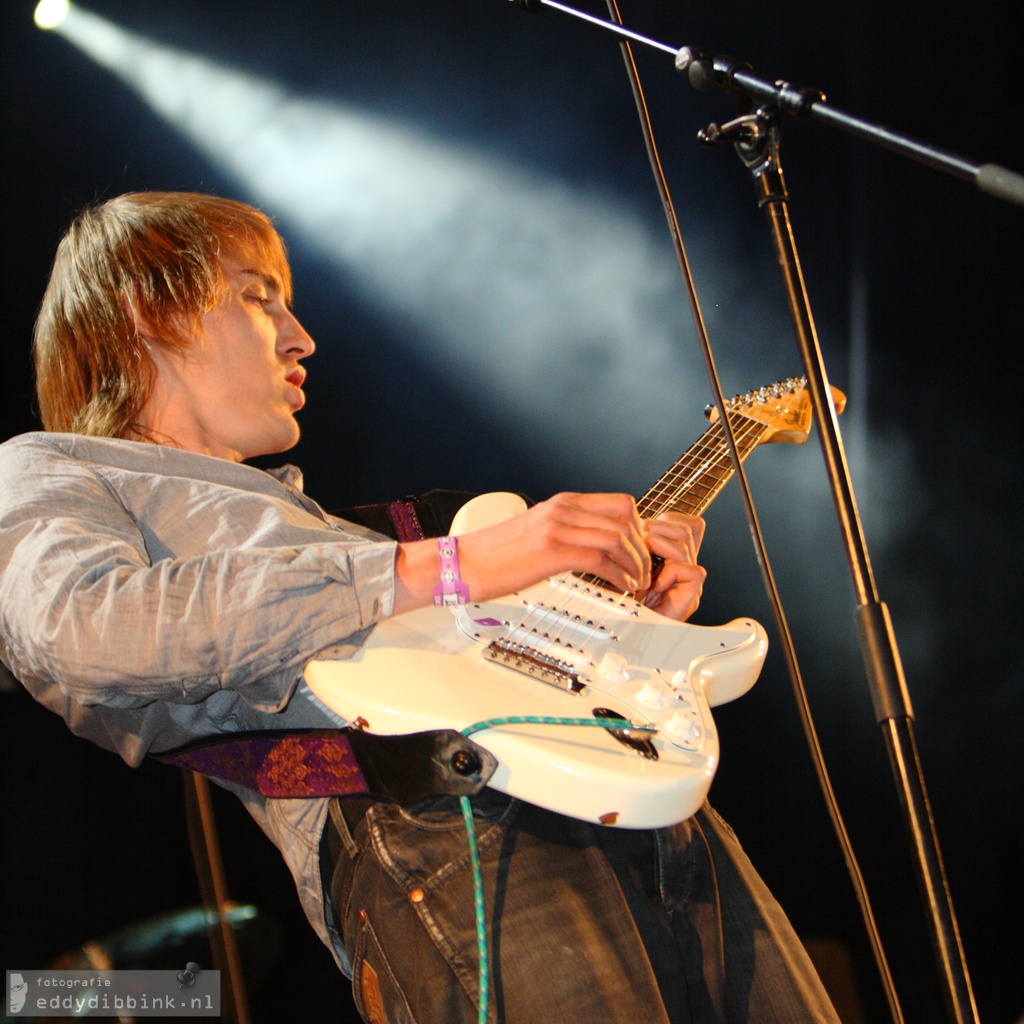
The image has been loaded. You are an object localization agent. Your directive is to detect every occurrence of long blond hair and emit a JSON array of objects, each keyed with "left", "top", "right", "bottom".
[{"left": 34, "top": 192, "right": 292, "bottom": 438}]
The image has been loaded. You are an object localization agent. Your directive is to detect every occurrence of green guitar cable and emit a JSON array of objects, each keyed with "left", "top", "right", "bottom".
[{"left": 457, "top": 715, "right": 657, "bottom": 1024}]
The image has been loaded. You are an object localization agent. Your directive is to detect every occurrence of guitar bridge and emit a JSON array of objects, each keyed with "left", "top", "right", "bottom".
[{"left": 485, "top": 637, "right": 587, "bottom": 694}]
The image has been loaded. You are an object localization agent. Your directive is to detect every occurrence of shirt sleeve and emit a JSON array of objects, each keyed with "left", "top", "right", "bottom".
[{"left": 0, "top": 437, "right": 397, "bottom": 710}]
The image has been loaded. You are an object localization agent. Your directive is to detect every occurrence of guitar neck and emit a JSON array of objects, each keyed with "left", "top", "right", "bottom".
[
  {"left": 637, "top": 412, "right": 770, "bottom": 520},
  {"left": 572, "top": 413, "right": 769, "bottom": 593},
  {"left": 573, "top": 377, "right": 828, "bottom": 589}
]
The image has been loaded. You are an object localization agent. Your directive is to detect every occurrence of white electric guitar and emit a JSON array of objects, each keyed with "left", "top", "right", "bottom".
[{"left": 306, "top": 378, "right": 844, "bottom": 828}]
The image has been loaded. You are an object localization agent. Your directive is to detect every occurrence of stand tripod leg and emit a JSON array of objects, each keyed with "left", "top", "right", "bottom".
[{"left": 183, "top": 771, "right": 252, "bottom": 1024}]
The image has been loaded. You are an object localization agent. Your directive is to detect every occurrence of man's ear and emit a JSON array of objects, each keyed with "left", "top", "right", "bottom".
[
  {"left": 122, "top": 295, "right": 199, "bottom": 361},
  {"left": 122, "top": 293, "right": 159, "bottom": 342}
]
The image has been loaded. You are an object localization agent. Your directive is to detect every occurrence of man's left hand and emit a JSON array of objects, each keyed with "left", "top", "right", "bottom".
[{"left": 638, "top": 512, "right": 706, "bottom": 622}]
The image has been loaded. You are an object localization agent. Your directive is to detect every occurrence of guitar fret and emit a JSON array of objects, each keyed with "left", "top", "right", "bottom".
[
  {"left": 579, "top": 378, "right": 817, "bottom": 590},
  {"left": 638, "top": 415, "right": 770, "bottom": 520}
]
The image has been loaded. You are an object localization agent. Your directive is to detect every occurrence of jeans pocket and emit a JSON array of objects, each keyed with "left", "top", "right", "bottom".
[{"left": 351, "top": 912, "right": 420, "bottom": 1024}]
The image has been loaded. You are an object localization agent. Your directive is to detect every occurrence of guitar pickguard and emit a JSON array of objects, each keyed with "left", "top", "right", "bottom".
[{"left": 305, "top": 575, "right": 766, "bottom": 828}]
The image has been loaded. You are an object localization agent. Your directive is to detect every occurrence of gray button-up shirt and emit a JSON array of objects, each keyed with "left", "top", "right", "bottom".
[{"left": 0, "top": 431, "right": 400, "bottom": 972}]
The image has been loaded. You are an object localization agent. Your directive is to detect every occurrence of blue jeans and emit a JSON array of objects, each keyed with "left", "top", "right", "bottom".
[{"left": 327, "top": 791, "right": 840, "bottom": 1023}]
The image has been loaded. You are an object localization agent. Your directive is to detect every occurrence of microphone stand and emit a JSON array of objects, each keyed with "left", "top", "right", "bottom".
[
  {"left": 505, "top": 3, "right": 1022, "bottom": 1022},
  {"left": 511, "top": 1, "right": 1024, "bottom": 206},
  {"left": 686, "top": 62, "right": 1005, "bottom": 1024},
  {"left": 696, "top": 102, "right": 979, "bottom": 1024}
]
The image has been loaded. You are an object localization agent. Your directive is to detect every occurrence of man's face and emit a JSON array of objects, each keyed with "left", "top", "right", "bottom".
[
  {"left": 142, "top": 259, "right": 315, "bottom": 462},
  {"left": 9, "top": 973, "right": 26, "bottom": 1013}
]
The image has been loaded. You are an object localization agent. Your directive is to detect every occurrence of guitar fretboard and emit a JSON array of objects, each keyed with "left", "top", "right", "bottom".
[
  {"left": 574, "top": 409, "right": 771, "bottom": 592},
  {"left": 638, "top": 411, "right": 771, "bottom": 519}
]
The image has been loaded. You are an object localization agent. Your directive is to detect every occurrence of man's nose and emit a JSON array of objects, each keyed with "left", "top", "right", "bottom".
[{"left": 280, "top": 310, "right": 315, "bottom": 357}]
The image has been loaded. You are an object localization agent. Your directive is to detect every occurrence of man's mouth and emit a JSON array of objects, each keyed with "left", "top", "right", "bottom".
[{"left": 285, "top": 369, "right": 306, "bottom": 408}]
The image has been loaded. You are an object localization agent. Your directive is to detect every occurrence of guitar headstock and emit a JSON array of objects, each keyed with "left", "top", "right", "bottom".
[{"left": 705, "top": 377, "right": 847, "bottom": 445}]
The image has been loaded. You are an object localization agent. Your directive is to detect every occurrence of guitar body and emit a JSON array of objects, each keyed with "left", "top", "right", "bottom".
[
  {"left": 305, "top": 491, "right": 768, "bottom": 829},
  {"left": 306, "top": 379, "right": 841, "bottom": 828}
]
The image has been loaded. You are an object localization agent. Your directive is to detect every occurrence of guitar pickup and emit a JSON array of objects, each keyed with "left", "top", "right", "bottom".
[
  {"left": 526, "top": 601, "right": 616, "bottom": 642},
  {"left": 485, "top": 637, "right": 588, "bottom": 694}
]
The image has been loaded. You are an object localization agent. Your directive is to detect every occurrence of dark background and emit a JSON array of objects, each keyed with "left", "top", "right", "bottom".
[{"left": 2, "top": 2, "right": 1021, "bottom": 1022}]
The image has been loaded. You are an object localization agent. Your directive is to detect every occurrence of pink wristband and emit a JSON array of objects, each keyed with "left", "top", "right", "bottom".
[{"left": 433, "top": 536, "right": 470, "bottom": 606}]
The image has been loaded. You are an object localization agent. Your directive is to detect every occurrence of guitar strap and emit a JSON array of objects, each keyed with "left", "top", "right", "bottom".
[
  {"left": 155, "top": 727, "right": 497, "bottom": 802},
  {"left": 152, "top": 488, "right": 507, "bottom": 802},
  {"left": 331, "top": 488, "right": 487, "bottom": 542}
]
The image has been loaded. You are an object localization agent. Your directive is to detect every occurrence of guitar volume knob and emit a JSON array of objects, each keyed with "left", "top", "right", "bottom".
[
  {"left": 597, "top": 652, "right": 628, "bottom": 682},
  {"left": 635, "top": 681, "right": 668, "bottom": 710},
  {"left": 665, "top": 711, "right": 702, "bottom": 749}
]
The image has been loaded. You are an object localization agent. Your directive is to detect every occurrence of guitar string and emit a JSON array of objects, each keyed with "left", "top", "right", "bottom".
[
  {"left": 641, "top": 416, "right": 766, "bottom": 518},
  {"left": 643, "top": 418, "right": 759, "bottom": 515},
  {"left": 526, "top": 414, "right": 766, "bottom": 651},
  {"left": 641, "top": 375, "right": 808, "bottom": 519},
  {"left": 501, "top": 412, "right": 768, "bottom": 666},
  {"left": 574, "top": 414, "right": 763, "bottom": 591}
]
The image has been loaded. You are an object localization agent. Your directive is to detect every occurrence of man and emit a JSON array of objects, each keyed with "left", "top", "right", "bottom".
[{"left": 0, "top": 192, "right": 839, "bottom": 1022}]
